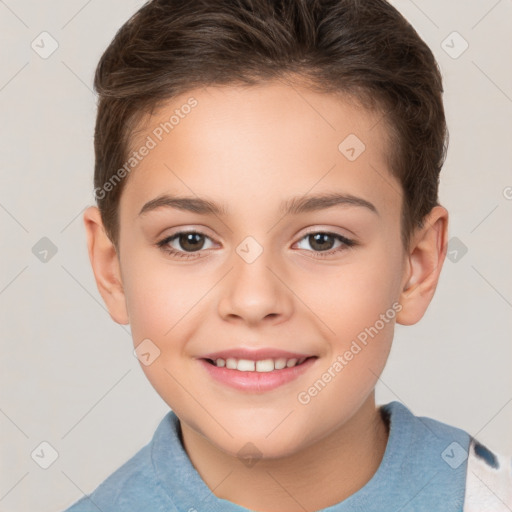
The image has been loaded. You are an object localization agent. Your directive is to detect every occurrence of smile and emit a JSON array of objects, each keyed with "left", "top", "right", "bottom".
[
  {"left": 205, "top": 356, "right": 311, "bottom": 372},
  {"left": 199, "top": 352, "right": 318, "bottom": 392}
]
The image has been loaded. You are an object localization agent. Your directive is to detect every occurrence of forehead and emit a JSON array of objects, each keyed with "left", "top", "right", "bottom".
[{"left": 121, "top": 81, "right": 401, "bottom": 223}]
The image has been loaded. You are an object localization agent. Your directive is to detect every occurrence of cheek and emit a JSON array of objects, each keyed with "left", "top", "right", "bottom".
[
  {"left": 120, "top": 237, "right": 209, "bottom": 333},
  {"left": 295, "top": 261, "right": 398, "bottom": 426},
  {"left": 297, "top": 244, "right": 402, "bottom": 399},
  {"left": 303, "top": 250, "right": 402, "bottom": 338},
  {"left": 123, "top": 274, "right": 168, "bottom": 342},
  {"left": 120, "top": 257, "right": 200, "bottom": 407}
]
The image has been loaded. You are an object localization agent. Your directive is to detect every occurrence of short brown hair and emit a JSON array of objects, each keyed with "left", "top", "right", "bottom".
[{"left": 93, "top": 0, "right": 448, "bottom": 250}]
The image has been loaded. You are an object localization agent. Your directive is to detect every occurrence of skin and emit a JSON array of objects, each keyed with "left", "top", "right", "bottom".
[{"left": 84, "top": 81, "right": 448, "bottom": 512}]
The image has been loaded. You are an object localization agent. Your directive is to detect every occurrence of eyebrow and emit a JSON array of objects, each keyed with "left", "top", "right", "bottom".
[{"left": 138, "top": 192, "right": 379, "bottom": 217}]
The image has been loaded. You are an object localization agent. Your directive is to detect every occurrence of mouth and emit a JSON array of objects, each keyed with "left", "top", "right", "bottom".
[
  {"left": 198, "top": 350, "right": 318, "bottom": 392},
  {"left": 203, "top": 356, "right": 316, "bottom": 372}
]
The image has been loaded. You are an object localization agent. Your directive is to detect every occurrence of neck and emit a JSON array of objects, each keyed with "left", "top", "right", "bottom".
[{"left": 180, "top": 392, "right": 390, "bottom": 512}]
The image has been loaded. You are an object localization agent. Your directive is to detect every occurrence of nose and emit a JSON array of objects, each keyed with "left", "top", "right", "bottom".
[{"left": 217, "top": 247, "right": 294, "bottom": 326}]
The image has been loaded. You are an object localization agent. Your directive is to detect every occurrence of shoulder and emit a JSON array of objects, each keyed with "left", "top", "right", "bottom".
[
  {"left": 381, "top": 400, "right": 471, "bottom": 453},
  {"left": 61, "top": 412, "right": 177, "bottom": 512},
  {"left": 377, "top": 401, "right": 469, "bottom": 509},
  {"left": 62, "top": 443, "right": 161, "bottom": 512},
  {"left": 382, "top": 401, "right": 512, "bottom": 511}
]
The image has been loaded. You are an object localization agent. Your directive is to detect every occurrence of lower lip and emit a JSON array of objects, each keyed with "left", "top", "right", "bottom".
[{"left": 199, "top": 357, "right": 317, "bottom": 392}]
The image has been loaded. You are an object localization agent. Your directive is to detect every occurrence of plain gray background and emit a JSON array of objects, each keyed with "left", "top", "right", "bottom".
[{"left": 0, "top": 1, "right": 511, "bottom": 511}]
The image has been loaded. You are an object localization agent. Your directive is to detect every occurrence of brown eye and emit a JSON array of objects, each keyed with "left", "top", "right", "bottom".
[
  {"left": 295, "top": 231, "right": 356, "bottom": 257},
  {"left": 307, "top": 233, "right": 336, "bottom": 251},
  {"left": 177, "top": 232, "right": 206, "bottom": 252},
  {"left": 157, "top": 231, "right": 215, "bottom": 257}
]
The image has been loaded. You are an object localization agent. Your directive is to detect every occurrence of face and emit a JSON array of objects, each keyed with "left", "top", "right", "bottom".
[{"left": 116, "top": 82, "right": 408, "bottom": 459}]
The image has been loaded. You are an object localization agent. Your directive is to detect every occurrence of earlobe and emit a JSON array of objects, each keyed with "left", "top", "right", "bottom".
[
  {"left": 396, "top": 206, "right": 449, "bottom": 326},
  {"left": 83, "top": 206, "right": 129, "bottom": 325}
]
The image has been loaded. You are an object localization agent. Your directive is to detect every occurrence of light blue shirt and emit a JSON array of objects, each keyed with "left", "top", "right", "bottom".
[{"left": 63, "top": 401, "right": 470, "bottom": 511}]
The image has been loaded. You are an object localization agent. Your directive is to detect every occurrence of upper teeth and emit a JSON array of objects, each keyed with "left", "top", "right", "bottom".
[{"left": 213, "top": 357, "right": 307, "bottom": 372}]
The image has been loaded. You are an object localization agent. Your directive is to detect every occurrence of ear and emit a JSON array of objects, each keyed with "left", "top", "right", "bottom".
[
  {"left": 396, "top": 205, "right": 449, "bottom": 326},
  {"left": 83, "top": 206, "right": 129, "bottom": 325}
]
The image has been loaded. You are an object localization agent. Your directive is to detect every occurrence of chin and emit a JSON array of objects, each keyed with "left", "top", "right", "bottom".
[
  {"left": 211, "top": 418, "right": 320, "bottom": 461},
  {"left": 222, "top": 435, "right": 307, "bottom": 462}
]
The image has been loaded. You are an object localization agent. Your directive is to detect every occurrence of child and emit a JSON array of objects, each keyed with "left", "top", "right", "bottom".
[{"left": 64, "top": 0, "right": 512, "bottom": 510}]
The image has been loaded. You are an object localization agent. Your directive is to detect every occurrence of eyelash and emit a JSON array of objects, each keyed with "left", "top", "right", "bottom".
[{"left": 156, "top": 230, "right": 357, "bottom": 260}]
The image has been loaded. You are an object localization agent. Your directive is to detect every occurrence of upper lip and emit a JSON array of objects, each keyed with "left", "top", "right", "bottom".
[{"left": 200, "top": 348, "right": 316, "bottom": 361}]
